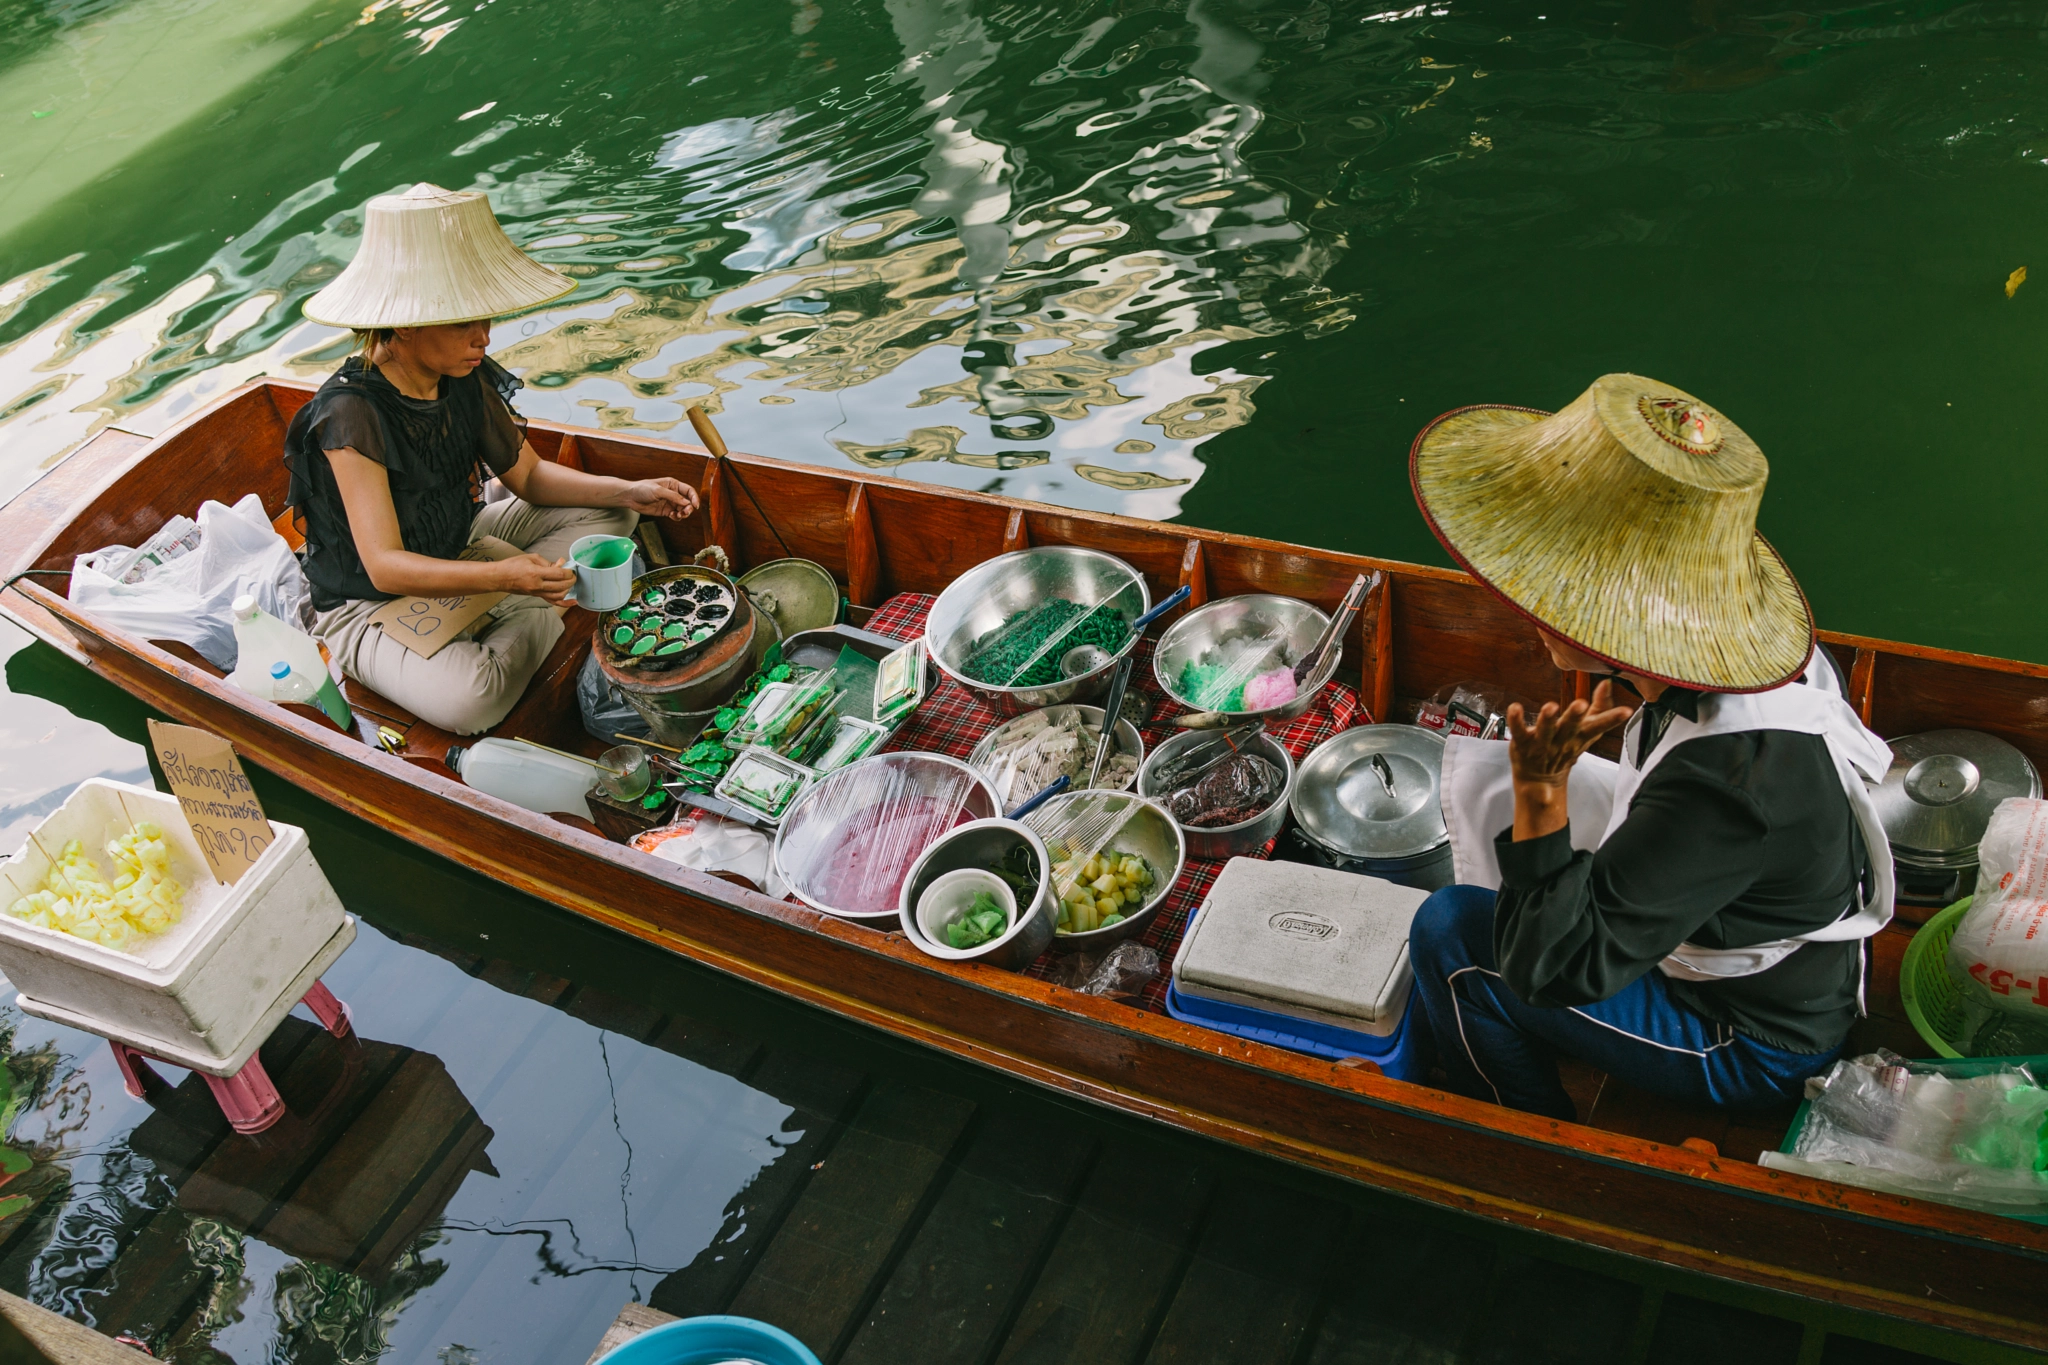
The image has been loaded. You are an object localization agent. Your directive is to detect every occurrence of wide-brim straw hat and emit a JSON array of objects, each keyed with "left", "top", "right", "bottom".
[
  {"left": 1409, "top": 373, "right": 1813, "bottom": 693},
  {"left": 303, "top": 183, "right": 574, "bottom": 329}
]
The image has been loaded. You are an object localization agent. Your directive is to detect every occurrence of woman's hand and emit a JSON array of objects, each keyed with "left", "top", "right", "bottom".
[
  {"left": 497, "top": 552, "right": 577, "bottom": 605},
  {"left": 1505, "top": 679, "right": 1633, "bottom": 840},
  {"left": 620, "top": 477, "right": 700, "bottom": 519}
]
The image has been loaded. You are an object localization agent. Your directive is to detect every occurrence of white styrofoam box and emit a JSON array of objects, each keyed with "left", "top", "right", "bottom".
[
  {"left": 1172, "top": 857, "right": 1427, "bottom": 1035},
  {"left": 16, "top": 915, "right": 356, "bottom": 1076},
  {"left": 0, "top": 779, "right": 349, "bottom": 1061}
]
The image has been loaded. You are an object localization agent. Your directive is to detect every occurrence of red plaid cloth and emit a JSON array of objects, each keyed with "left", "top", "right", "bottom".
[{"left": 867, "top": 592, "right": 1364, "bottom": 1012}]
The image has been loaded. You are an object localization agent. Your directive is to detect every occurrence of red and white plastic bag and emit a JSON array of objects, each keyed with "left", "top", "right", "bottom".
[{"left": 1947, "top": 798, "right": 2048, "bottom": 1019}]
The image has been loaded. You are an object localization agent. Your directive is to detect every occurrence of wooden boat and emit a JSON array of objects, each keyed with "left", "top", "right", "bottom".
[{"left": 5, "top": 379, "right": 2047, "bottom": 1352}]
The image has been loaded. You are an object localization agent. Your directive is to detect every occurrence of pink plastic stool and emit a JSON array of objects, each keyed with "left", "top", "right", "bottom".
[{"left": 108, "top": 977, "right": 353, "bottom": 1135}]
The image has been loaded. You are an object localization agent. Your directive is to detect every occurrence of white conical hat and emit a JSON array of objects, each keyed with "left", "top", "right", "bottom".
[
  {"left": 302, "top": 183, "right": 574, "bottom": 329},
  {"left": 1410, "top": 373, "right": 1814, "bottom": 693}
]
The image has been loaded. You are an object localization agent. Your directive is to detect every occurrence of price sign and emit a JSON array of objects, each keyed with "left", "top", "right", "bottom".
[
  {"left": 146, "top": 721, "right": 272, "bottom": 884},
  {"left": 366, "top": 535, "right": 520, "bottom": 658}
]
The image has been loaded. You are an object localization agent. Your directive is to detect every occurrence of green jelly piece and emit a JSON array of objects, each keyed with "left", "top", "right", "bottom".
[
  {"left": 765, "top": 664, "right": 793, "bottom": 683},
  {"left": 642, "top": 589, "right": 666, "bottom": 606},
  {"left": 692, "top": 626, "right": 713, "bottom": 642},
  {"left": 712, "top": 707, "right": 742, "bottom": 731},
  {"left": 630, "top": 635, "right": 658, "bottom": 656},
  {"left": 656, "top": 640, "right": 688, "bottom": 655},
  {"left": 611, "top": 625, "right": 635, "bottom": 646},
  {"left": 617, "top": 606, "right": 642, "bottom": 622},
  {"left": 641, "top": 789, "right": 669, "bottom": 810},
  {"left": 662, "top": 621, "right": 690, "bottom": 639}
]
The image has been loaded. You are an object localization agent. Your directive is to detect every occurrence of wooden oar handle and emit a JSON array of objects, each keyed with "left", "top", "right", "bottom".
[{"left": 686, "top": 406, "right": 729, "bottom": 458}]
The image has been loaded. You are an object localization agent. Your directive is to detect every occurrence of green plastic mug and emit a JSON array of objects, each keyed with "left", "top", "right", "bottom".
[{"left": 568, "top": 534, "right": 636, "bottom": 610}]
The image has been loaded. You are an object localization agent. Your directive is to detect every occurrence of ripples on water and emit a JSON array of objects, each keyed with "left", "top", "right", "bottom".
[{"left": 0, "top": 0, "right": 2036, "bottom": 591}]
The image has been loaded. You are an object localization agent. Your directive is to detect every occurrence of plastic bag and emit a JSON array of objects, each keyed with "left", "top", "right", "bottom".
[
  {"left": 67, "top": 495, "right": 310, "bottom": 672},
  {"left": 578, "top": 650, "right": 651, "bottom": 744},
  {"left": 1757, "top": 1051, "right": 2048, "bottom": 1216},
  {"left": 634, "top": 813, "right": 784, "bottom": 897},
  {"left": 1947, "top": 798, "right": 2048, "bottom": 1029},
  {"left": 1046, "top": 942, "right": 1160, "bottom": 1000},
  {"left": 1415, "top": 681, "right": 1505, "bottom": 739}
]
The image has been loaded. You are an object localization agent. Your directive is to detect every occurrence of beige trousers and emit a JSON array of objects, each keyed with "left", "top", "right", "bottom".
[{"left": 315, "top": 499, "right": 636, "bottom": 735}]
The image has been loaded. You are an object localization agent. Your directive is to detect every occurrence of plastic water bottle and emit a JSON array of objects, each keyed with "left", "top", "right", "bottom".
[
  {"left": 269, "top": 661, "right": 318, "bottom": 705},
  {"left": 445, "top": 738, "right": 599, "bottom": 817},
  {"left": 225, "top": 596, "right": 353, "bottom": 730}
]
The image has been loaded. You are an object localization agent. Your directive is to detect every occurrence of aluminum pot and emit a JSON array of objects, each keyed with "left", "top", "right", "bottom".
[
  {"left": 1872, "top": 728, "right": 2042, "bottom": 905},
  {"left": 1288, "top": 724, "right": 1453, "bottom": 891},
  {"left": 1138, "top": 728, "right": 1294, "bottom": 860},
  {"left": 924, "top": 547, "right": 1151, "bottom": 717},
  {"left": 898, "top": 819, "right": 1055, "bottom": 971}
]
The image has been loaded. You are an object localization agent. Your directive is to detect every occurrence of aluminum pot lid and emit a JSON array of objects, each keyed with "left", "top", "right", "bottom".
[
  {"left": 737, "top": 559, "right": 840, "bottom": 640},
  {"left": 1290, "top": 724, "right": 1447, "bottom": 860},
  {"left": 1870, "top": 728, "right": 2041, "bottom": 858}
]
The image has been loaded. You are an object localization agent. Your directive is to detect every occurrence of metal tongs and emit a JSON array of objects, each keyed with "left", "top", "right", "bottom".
[
  {"left": 1082, "top": 584, "right": 1190, "bottom": 789},
  {"left": 1176, "top": 572, "right": 1377, "bottom": 728}
]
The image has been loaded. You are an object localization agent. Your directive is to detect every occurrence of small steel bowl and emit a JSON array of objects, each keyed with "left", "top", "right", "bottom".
[
  {"left": 774, "top": 752, "right": 1000, "bottom": 923},
  {"left": 898, "top": 818, "right": 1055, "bottom": 970},
  {"left": 1138, "top": 728, "right": 1295, "bottom": 860},
  {"left": 1027, "top": 790, "right": 1185, "bottom": 952},
  {"left": 966, "top": 705, "right": 1146, "bottom": 809},
  {"left": 1152, "top": 594, "right": 1335, "bottom": 725},
  {"left": 924, "top": 547, "right": 1152, "bottom": 717}
]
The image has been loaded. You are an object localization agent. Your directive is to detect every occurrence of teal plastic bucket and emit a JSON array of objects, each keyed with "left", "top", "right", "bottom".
[{"left": 593, "top": 1316, "right": 820, "bottom": 1365}]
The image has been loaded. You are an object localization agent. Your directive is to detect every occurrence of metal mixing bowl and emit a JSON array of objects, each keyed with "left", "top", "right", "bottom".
[
  {"left": 774, "top": 752, "right": 999, "bottom": 923},
  {"left": 1152, "top": 594, "right": 1335, "bottom": 725},
  {"left": 924, "top": 547, "right": 1152, "bottom": 717},
  {"left": 898, "top": 818, "right": 1055, "bottom": 970},
  {"left": 1138, "top": 728, "right": 1295, "bottom": 860},
  {"left": 966, "top": 704, "right": 1145, "bottom": 807},
  {"left": 1026, "top": 790, "right": 1185, "bottom": 952}
]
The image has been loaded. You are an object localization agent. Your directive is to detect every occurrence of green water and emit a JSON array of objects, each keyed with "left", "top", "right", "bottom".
[{"left": 4, "top": 1, "right": 2048, "bottom": 1359}]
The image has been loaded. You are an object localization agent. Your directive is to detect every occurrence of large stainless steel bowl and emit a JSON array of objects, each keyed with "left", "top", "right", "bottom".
[
  {"left": 925, "top": 547, "right": 1151, "bottom": 717},
  {"left": 1026, "top": 790, "right": 1185, "bottom": 952},
  {"left": 1152, "top": 594, "right": 1335, "bottom": 725},
  {"left": 898, "top": 818, "right": 1056, "bottom": 971},
  {"left": 1138, "top": 728, "right": 1295, "bottom": 860},
  {"left": 774, "top": 752, "right": 999, "bottom": 923}
]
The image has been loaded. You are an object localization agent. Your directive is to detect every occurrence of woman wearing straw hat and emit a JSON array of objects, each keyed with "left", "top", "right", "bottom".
[
  {"left": 283, "top": 184, "right": 699, "bottom": 735},
  {"left": 1403, "top": 374, "right": 1894, "bottom": 1120}
]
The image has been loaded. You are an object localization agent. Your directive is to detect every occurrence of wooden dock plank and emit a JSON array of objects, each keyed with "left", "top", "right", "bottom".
[
  {"left": 1141, "top": 1177, "right": 1347, "bottom": 1365},
  {"left": 585, "top": 1303, "right": 679, "bottom": 1365},
  {"left": 1303, "top": 1209, "right": 1498, "bottom": 1365},
  {"left": 993, "top": 1146, "right": 1213, "bottom": 1365},
  {"left": 724, "top": 1082, "right": 976, "bottom": 1357},
  {"left": 838, "top": 1110, "right": 1096, "bottom": 1365},
  {"left": 648, "top": 1051, "right": 869, "bottom": 1320},
  {"left": 1460, "top": 1252, "right": 1643, "bottom": 1365}
]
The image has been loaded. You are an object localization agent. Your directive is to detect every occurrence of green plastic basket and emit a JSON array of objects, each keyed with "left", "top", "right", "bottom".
[{"left": 1900, "top": 898, "right": 1973, "bottom": 1059}]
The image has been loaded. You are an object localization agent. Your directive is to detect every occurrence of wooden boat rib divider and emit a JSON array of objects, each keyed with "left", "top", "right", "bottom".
[{"left": 3, "top": 379, "right": 2047, "bottom": 1350}]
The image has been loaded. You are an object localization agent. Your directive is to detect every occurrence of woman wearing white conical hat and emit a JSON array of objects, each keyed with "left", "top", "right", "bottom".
[
  {"left": 1401, "top": 374, "right": 1894, "bottom": 1120},
  {"left": 284, "top": 184, "right": 699, "bottom": 735}
]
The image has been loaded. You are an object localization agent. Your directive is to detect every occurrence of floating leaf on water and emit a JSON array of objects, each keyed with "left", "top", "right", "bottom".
[{"left": 2008, "top": 266, "right": 2028, "bottom": 298}]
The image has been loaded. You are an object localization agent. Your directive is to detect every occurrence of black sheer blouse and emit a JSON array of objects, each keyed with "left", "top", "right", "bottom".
[{"left": 283, "top": 356, "right": 526, "bottom": 610}]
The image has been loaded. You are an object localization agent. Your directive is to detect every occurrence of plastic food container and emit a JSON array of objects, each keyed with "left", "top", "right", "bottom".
[
  {"left": 0, "top": 779, "right": 350, "bottom": 1066},
  {"left": 775, "top": 753, "right": 1000, "bottom": 922}
]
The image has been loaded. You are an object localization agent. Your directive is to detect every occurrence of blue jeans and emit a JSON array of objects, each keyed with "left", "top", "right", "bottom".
[{"left": 1407, "top": 885, "right": 1840, "bottom": 1120}]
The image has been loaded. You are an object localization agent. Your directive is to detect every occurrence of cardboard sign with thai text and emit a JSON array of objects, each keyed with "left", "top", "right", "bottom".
[
  {"left": 146, "top": 721, "right": 271, "bottom": 884},
  {"left": 367, "top": 535, "right": 520, "bottom": 658}
]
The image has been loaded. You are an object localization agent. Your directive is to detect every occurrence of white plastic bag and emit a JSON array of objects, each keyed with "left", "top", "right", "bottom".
[
  {"left": 1758, "top": 1052, "right": 2048, "bottom": 1216},
  {"left": 1947, "top": 798, "right": 2048, "bottom": 1023},
  {"left": 68, "top": 495, "right": 310, "bottom": 673}
]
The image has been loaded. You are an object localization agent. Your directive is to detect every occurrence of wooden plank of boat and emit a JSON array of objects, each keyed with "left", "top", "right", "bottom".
[{"left": 5, "top": 380, "right": 2048, "bottom": 1350}]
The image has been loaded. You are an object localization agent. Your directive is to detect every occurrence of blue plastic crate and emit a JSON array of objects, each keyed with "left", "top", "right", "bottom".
[{"left": 1165, "top": 976, "right": 1421, "bottom": 1080}]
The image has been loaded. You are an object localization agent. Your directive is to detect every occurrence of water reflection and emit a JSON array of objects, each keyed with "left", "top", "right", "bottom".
[{"left": 0, "top": 0, "right": 1357, "bottom": 521}]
